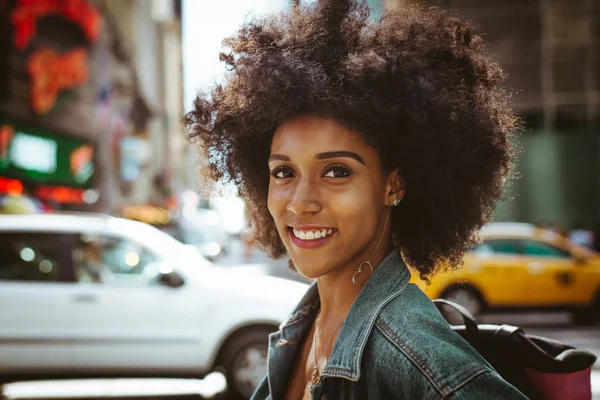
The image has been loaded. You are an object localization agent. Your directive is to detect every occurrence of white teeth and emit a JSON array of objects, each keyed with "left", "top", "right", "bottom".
[{"left": 292, "top": 228, "right": 335, "bottom": 241}]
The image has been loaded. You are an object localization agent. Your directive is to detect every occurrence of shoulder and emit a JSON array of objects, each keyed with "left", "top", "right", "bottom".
[{"left": 363, "top": 284, "right": 523, "bottom": 399}]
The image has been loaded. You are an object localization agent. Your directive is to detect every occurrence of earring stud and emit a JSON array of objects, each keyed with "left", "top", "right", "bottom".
[{"left": 392, "top": 198, "right": 402, "bottom": 206}]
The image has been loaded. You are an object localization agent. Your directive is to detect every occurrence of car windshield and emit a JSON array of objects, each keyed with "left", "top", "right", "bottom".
[
  {"left": 569, "top": 241, "right": 597, "bottom": 259},
  {"left": 180, "top": 227, "right": 209, "bottom": 244},
  {"left": 106, "top": 218, "right": 211, "bottom": 272}
]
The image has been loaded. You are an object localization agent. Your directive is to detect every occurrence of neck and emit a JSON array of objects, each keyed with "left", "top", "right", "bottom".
[{"left": 315, "top": 213, "right": 394, "bottom": 327}]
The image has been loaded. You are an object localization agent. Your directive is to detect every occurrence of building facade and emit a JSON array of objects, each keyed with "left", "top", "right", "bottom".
[
  {"left": 384, "top": 0, "right": 600, "bottom": 228},
  {"left": 0, "top": 0, "right": 105, "bottom": 212},
  {"left": 0, "top": 0, "right": 188, "bottom": 221}
]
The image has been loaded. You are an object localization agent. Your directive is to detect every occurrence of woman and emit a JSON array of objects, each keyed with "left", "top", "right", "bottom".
[{"left": 187, "top": 1, "right": 527, "bottom": 399}]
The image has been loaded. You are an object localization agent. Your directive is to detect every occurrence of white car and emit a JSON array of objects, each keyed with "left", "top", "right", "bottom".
[
  {"left": 171, "top": 209, "right": 231, "bottom": 261},
  {"left": 0, "top": 213, "right": 307, "bottom": 399}
]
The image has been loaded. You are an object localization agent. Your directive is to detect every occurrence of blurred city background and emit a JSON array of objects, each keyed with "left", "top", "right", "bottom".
[{"left": 0, "top": 0, "right": 599, "bottom": 399}]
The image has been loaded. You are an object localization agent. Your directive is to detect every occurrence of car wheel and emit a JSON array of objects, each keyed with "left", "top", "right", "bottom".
[
  {"left": 572, "top": 309, "right": 594, "bottom": 326},
  {"left": 572, "top": 292, "right": 600, "bottom": 326},
  {"left": 217, "top": 328, "right": 272, "bottom": 400},
  {"left": 440, "top": 285, "right": 484, "bottom": 325}
]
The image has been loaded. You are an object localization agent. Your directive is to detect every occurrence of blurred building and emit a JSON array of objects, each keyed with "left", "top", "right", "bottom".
[
  {"left": 381, "top": 0, "right": 600, "bottom": 230},
  {"left": 416, "top": 0, "right": 600, "bottom": 231},
  {"left": 0, "top": 0, "right": 189, "bottom": 220}
]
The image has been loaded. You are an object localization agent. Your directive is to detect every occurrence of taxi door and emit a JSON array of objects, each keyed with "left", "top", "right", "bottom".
[
  {"left": 464, "top": 239, "right": 532, "bottom": 307},
  {"left": 423, "top": 239, "right": 531, "bottom": 307},
  {"left": 519, "top": 240, "right": 586, "bottom": 306}
]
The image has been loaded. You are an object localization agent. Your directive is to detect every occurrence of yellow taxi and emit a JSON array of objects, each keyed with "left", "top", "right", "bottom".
[{"left": 411, "top": 222, "right": 600, "bottom": 325}]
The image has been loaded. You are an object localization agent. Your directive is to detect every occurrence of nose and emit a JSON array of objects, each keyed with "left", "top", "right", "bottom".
[{"left": 286, "top": 177, "right": 322, "bottom": 215}]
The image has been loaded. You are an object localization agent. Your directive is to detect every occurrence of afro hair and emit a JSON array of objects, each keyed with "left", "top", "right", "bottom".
[{"left": 186, "top": 0, "right": 519, "bottom": 280}]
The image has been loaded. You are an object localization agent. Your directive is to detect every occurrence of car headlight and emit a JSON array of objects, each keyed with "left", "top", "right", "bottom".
[{"left": 203, "top": 242, "right": 221, "bottom": 257}]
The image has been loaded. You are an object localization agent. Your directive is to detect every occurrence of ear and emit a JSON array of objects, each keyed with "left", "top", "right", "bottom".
[{"left": 384, "top": 169, "right": 406, "bottom": 206}]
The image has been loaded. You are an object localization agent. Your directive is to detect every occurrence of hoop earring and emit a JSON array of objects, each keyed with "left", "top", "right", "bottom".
[
  {"left": 352, "top": 261, "right": 373, "bottom": 287},
  {"left": 352, "top": 204, "right": 393, "bottom": 287}
]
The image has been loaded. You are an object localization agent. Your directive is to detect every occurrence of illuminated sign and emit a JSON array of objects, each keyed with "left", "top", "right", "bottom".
[
  {"left": 27, "top": 48, "right": 90, "bottom": 115},
  {"left": 10, "top": 132, "right": 58, "bottom": 174},
  {"left": 10, "top": 0, "right": 101, "bottom": 115},
  {"left": 0, "top": 122, "right": 95, "bottom": 188},
  {"left": 11, "top": 0, "right": 101, "bottom": 50},
  {"left": 0, "top": 177, "right": 24, "bottom": 195}
]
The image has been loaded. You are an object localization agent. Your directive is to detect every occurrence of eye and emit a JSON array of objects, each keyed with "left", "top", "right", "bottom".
[
  {"left": 323, "top": 164, "right": 353, "bottom": 178},
  {"left": 270, "top": 166, "right": 295, "bottom": 179}
]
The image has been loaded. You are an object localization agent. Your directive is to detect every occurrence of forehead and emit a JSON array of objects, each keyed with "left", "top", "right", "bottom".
[{"left": 271, "top": 116, "right": 369, "bottom": 154}]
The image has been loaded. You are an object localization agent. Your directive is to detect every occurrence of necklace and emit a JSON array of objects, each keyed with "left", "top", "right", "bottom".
[{"left": 310, "top": 315, "right": 344, "bottom": 386}]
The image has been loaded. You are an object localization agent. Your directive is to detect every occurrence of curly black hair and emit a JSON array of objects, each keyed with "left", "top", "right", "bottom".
[{"left": 186, "top": 0, "right": 518, "bottom": 280}]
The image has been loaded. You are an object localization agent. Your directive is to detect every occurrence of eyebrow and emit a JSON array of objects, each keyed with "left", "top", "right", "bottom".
[
  {"left": 316, "top": 151, "right": 365, "bottom": 165},
  {"left": 268, "top": 151, "right": 365, "bottom": 165}
]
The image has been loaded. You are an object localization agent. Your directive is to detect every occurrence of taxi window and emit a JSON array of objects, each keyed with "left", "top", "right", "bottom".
[
  {"left": 476, "top": 239, "right": 522, "bottom": 255},
  {"left": 523, "top": 240, "right": 572, "bottom": 259}
]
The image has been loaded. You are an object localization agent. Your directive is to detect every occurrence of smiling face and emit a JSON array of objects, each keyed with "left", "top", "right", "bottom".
[{"left": 267, "top": 116, "right": 400, "bottom": 279}]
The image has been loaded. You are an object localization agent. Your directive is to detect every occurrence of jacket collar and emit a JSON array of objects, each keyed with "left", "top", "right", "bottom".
[
  {"left": 266, "top": 280, "right": 320, "bottom": 399},
  {"left": 323, "top": 248, "right": 411, "bottom": 381},
  {"left": 269, "top": 247, "right": 411, "bottom": 390}
]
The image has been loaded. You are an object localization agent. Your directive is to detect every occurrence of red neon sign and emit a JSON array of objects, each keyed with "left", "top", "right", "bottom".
[
  {"left": 27, "top": 47, "right": 89, "bottom": 115},
  {"left": 35, "top": 185, "right": 84, "bottom": 204},
  {"left": 0, "top": 177, "right": 24, "bottom": 195},
  {"left": 11, "top": 0, "right": 101, "bottom": 50}
]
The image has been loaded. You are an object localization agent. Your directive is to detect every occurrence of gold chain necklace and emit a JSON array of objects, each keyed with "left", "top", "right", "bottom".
[{"left": 310, "top": 315, "right": 344, "bottom": 386}]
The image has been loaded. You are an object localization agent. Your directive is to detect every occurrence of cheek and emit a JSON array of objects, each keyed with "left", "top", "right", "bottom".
[
  {"left": 330, "top": 184, "right": 380, "bottom": 228},
  {"left": 329, "top": 186, "right": 377, "bottom": 223},
  {"left": 341, "top": 196, "right": 376, "bottom": 224}
]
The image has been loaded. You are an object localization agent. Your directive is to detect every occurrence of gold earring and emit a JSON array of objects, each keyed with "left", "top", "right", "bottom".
[{"left": 352, "top": 205, "right": 392, "bottom": 287}]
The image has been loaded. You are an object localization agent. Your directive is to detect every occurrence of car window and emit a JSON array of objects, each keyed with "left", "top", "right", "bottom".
[
  {"left": 180, "top": 226, "right": 209, "bottom": 245},
  {"left": 475, "top": 239, "right": 522, "bottom": 255},
  {"left": 72, "top": 234, "right": 163, "bottom": 287},
  {"left": 523, "top": 240, "right": 572, "bottom": 259},
  {"left": 0, "top": 232, "right": 71, "bottom": 283}
]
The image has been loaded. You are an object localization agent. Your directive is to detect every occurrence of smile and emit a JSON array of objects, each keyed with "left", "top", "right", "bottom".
[
  {"left": 292, "top": 227, "right": 334, "bottom": 240},
  {"left": 288, "top": 227, "right": 337, "bottom": 249}
]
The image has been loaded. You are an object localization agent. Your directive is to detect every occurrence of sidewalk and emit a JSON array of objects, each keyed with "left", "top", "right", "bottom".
[{"left": 0, "top": 373, "right": 227, "bottom": 400}]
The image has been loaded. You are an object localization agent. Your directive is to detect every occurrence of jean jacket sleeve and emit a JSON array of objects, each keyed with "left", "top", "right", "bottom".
[{"left": 446, "top": 370, "right": 529, "bottom": 399}]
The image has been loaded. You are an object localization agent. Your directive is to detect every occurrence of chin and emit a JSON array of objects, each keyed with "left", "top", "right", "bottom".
[
  {"left": 289, "top": 253, "right": 334, "bottom": 279},
  {"left": 295, "top": 267, "right": 323, "bottom": 280}
]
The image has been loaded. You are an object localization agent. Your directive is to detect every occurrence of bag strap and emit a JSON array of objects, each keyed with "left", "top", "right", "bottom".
[{"left": 433, "top": 299, "right": 479, "bottom": 336}]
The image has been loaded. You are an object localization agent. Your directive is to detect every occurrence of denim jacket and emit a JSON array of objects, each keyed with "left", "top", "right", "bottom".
[{"left": 251, "top": 249, "right": 528, "bottom": 399}]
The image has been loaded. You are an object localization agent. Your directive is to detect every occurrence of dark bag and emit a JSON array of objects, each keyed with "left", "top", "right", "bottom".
[{"left": 434, "top": 299, "right": 597, "bottom": 400}]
